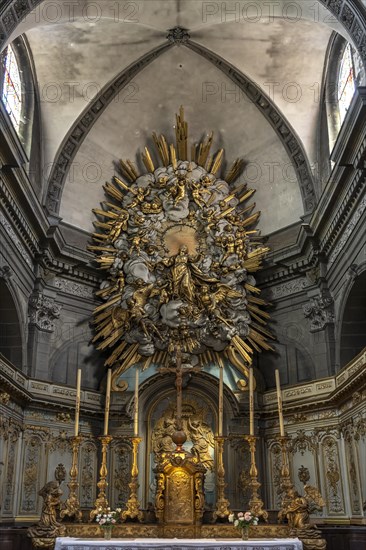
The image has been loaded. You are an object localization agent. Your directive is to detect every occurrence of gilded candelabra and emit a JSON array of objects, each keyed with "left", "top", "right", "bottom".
[
  {"left": 60, "top": 435, "right": 83, "bottom": 522},
  {"left": 213, "top": 436, "right": 230, "bottom": 521},
  {"left": 121, "top": 437, "right": 143, "bottom": 522},
  {"left": 245, "top": 435, "right": 268, "bottom": 522},
  {"left": 90, "top": 435, "right": 113, "bottom": 522},
  {"left": 277, "top": 435, "right": 295, "bottom": 518}
]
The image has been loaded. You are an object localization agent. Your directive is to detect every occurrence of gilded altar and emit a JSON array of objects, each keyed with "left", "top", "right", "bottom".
[{"left": 154, "top": 453, "right": 206, "bottom": 525}]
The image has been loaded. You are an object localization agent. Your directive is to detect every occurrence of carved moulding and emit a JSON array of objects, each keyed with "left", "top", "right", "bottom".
[
  {"left": 266, "top": 438, "right": 284, "bottom": 509},
  {"left": 110, "top": 439, "right": 132, "bottom": 509},
  {"left": 229, "top": 436, "right": 251, "bottom": 508},
  {"left": 19, "top": 434, "right": 49, "bottom": 516},
  {"left": 320, "top": 435, "right": 345, "bottom": 515},
  {"left": 79, "top": 439, "right": 98, "bottom": 509},
  {"left": 303, "top": 292, "right": 334, "bottom": 332},
  {"left": 29, "top": 293, "right": 61, "bottom": 332},
  {"left": 343, "top": 428, "right": 363, "bottom": 515},
  {"left": 1, "top": 418, "right": 23, "bottom": 516}
]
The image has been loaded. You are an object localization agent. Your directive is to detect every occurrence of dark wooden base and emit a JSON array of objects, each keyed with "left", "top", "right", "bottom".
[{"left": 319, "top": 525, "right": 366, "bottom": 550}]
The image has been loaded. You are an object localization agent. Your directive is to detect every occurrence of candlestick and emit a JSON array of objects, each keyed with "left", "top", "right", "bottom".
[
  {"left": 213, "top": 436, "right": 230, "bottom": 521},
  {"left": 90, "top": 435, "right": 113, "bottom": 521},
  {"left": 134, "top": 367, "right": 139, "bottom": 436},
  {"left": 74, "top": 369, "right": 81, "bottom": 437},
  {"left": 245, "top": 435, "right": 268, "bottom": 522},
  {"left": 249, "top": 367, "right": 254, "bottom": 436},
  {"left": 60, "top": 435, "right": 82, "bottom": 522},
  {"left": 103, "top": 369, "right": 112, "bottom": 436},
  {"left": 275, "top": 369, "right": 285, "bottom": 437},
  {"left": 218, "top": 364, "right": 223, "bottom": 436},
  {"left": 121, "top": 437, "right": 143, "bottom": 522}
]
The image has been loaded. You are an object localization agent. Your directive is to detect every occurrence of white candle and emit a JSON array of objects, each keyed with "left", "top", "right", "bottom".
[
  {"left": 249, "top": 367, "right": 254, "bottom": 436},
  {"left": 134, "top": 368, "right": 139, "bottom": 436},
  {"left": 218, "top": 365, "right": 223, "bottom": 436},
  {"left": 275, "top": 369, "right": 285, "bottom": 437},
  {"left": 74, "top": 369, "right": 81, "bottom": 437},
  {"left": 103, "top": 369, "right": 112, "bottom": 436}
]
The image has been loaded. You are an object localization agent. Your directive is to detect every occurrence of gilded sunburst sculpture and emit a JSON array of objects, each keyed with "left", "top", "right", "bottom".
[{"left": 89, "top": 108, "right": 273, "bottom": 380}]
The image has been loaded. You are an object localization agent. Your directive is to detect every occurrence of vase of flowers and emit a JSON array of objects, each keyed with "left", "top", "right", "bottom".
[
  {"left": 228, "top": 511, "right": 258, "bottom": 540},
  {"left": 95, "top": 507, "right": 121, "bottom": 539}
]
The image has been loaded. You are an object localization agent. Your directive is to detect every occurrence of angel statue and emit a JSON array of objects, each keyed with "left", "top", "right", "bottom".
[
  {"left": 188, "top": 417, "right": 215, "bottom": 471},
  {"left": 28, "top": 481, "right": 66, "bottom": 547},
  {"left": 278, "top": 484, "right": 326, "bottom": 549}
]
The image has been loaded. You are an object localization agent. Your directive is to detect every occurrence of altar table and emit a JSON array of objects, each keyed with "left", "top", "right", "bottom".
[{"left": 55, "top": 537, "right": 303, "bottom": 550}]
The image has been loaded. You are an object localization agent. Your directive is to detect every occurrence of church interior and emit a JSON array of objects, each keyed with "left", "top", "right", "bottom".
[{"left": 0, "top": 1, "right": 366, "bottom": 549}]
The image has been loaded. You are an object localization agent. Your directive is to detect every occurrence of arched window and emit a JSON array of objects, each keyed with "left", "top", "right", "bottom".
[
  {"left": 1, "top": 44, "right": 22, "bottom": 132},
  {"left": 337, "top": 43, "right": 356, "bottom": 124}
]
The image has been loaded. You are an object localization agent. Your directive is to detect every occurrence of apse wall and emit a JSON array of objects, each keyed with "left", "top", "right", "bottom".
[{"left": 58, "top": 47, "right": 303, "bottom": 235}]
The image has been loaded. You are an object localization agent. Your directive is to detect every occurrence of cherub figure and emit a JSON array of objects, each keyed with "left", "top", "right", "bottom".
[
  {"left": 220, "top": 225, "right": 236, "bottom": 263},
  {"left": 141, "top": 196, "right": 163, "bottom": 214},
  {"left": 166, "top": 175, "right": 187, "bottom": 205},
  {"left": 128, "top": 232, "right": 149, "bottom": 255},
  {"left": 190, "top": 180, "right": 207, "bottom": 208},
  {"left": 107, "top": 210, "right": 129, "bottom": 243},
  {"left": 129, "top": 187, "right": 150, "bottom": 208}
]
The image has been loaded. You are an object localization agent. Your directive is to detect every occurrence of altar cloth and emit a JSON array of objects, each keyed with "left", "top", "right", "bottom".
[{"left": 55, "top": 537, "right": 303, "bottom": 550}]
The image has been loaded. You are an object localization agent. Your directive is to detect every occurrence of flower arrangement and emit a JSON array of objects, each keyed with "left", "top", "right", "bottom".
[
  {"left": 228, "top": 511, "right": 258, "bottom": 539},
  {"left": 229, "top": 510, "right": 259, "bottom": 528},
  {"left": 95, "top": 507, "right": 122, "bottom": 527}
]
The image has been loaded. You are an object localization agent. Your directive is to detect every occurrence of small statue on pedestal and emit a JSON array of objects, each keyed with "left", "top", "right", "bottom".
[
  {"left": 28, "top": 480, "right": 66, "bottom": 548},
  {"left": 278, "top": 484, "right": 326, "bottom": 550}
]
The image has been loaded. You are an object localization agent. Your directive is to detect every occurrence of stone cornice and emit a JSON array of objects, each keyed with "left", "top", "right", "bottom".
[
  {"left": 262, "top": 347, "right": 366, "bottom": 416},
  {"left": 311, "top": 89, "right": 366, "bottom": 256},
  {"left": 0, "top": 355, "right": 103, "bottom": 413}
]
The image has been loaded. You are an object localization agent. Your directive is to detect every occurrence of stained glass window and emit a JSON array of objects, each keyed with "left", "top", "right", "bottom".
[
  {"left": 338, "top": 43, "right": 356, "bottom": 124},
  {"left": 1, "top": 44, "right": 22, "bottom": 132}
]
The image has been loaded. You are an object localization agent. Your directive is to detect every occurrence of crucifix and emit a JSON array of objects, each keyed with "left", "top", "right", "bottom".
[{"left": 159, "top": 345, "right": 201, "bottom": 437}]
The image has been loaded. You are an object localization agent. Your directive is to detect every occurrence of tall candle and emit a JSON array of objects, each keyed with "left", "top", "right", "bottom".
[
  {"left": 275, "top": 369, "right": 285, "bottom": 436},
  {"left": 249, "top": 367, "right": 254, "bottom": 436},
  {"left": 103, "top": 369, "right": 112, "bottom": 436},
  {"left": 218, "top": 365, "right": 223, "bottom": 436},
  {"left": 74, "top": 369, "right": 81, "bottom": 437},
  {"left": 134, "top": 368, "right": 139, "bottom": 436}
]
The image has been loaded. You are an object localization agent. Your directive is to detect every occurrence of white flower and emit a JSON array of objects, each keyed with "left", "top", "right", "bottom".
[
  {"left": 228, "top": 513, "right": 234, "bottom": 523},
  {"left": 234, "top": 520, "right": 239, "bottom": 527}
]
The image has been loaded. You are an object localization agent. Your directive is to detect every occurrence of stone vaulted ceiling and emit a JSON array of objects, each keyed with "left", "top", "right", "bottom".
[{"left": 5, "top": 0, "right": 361, "bottom": 235}]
